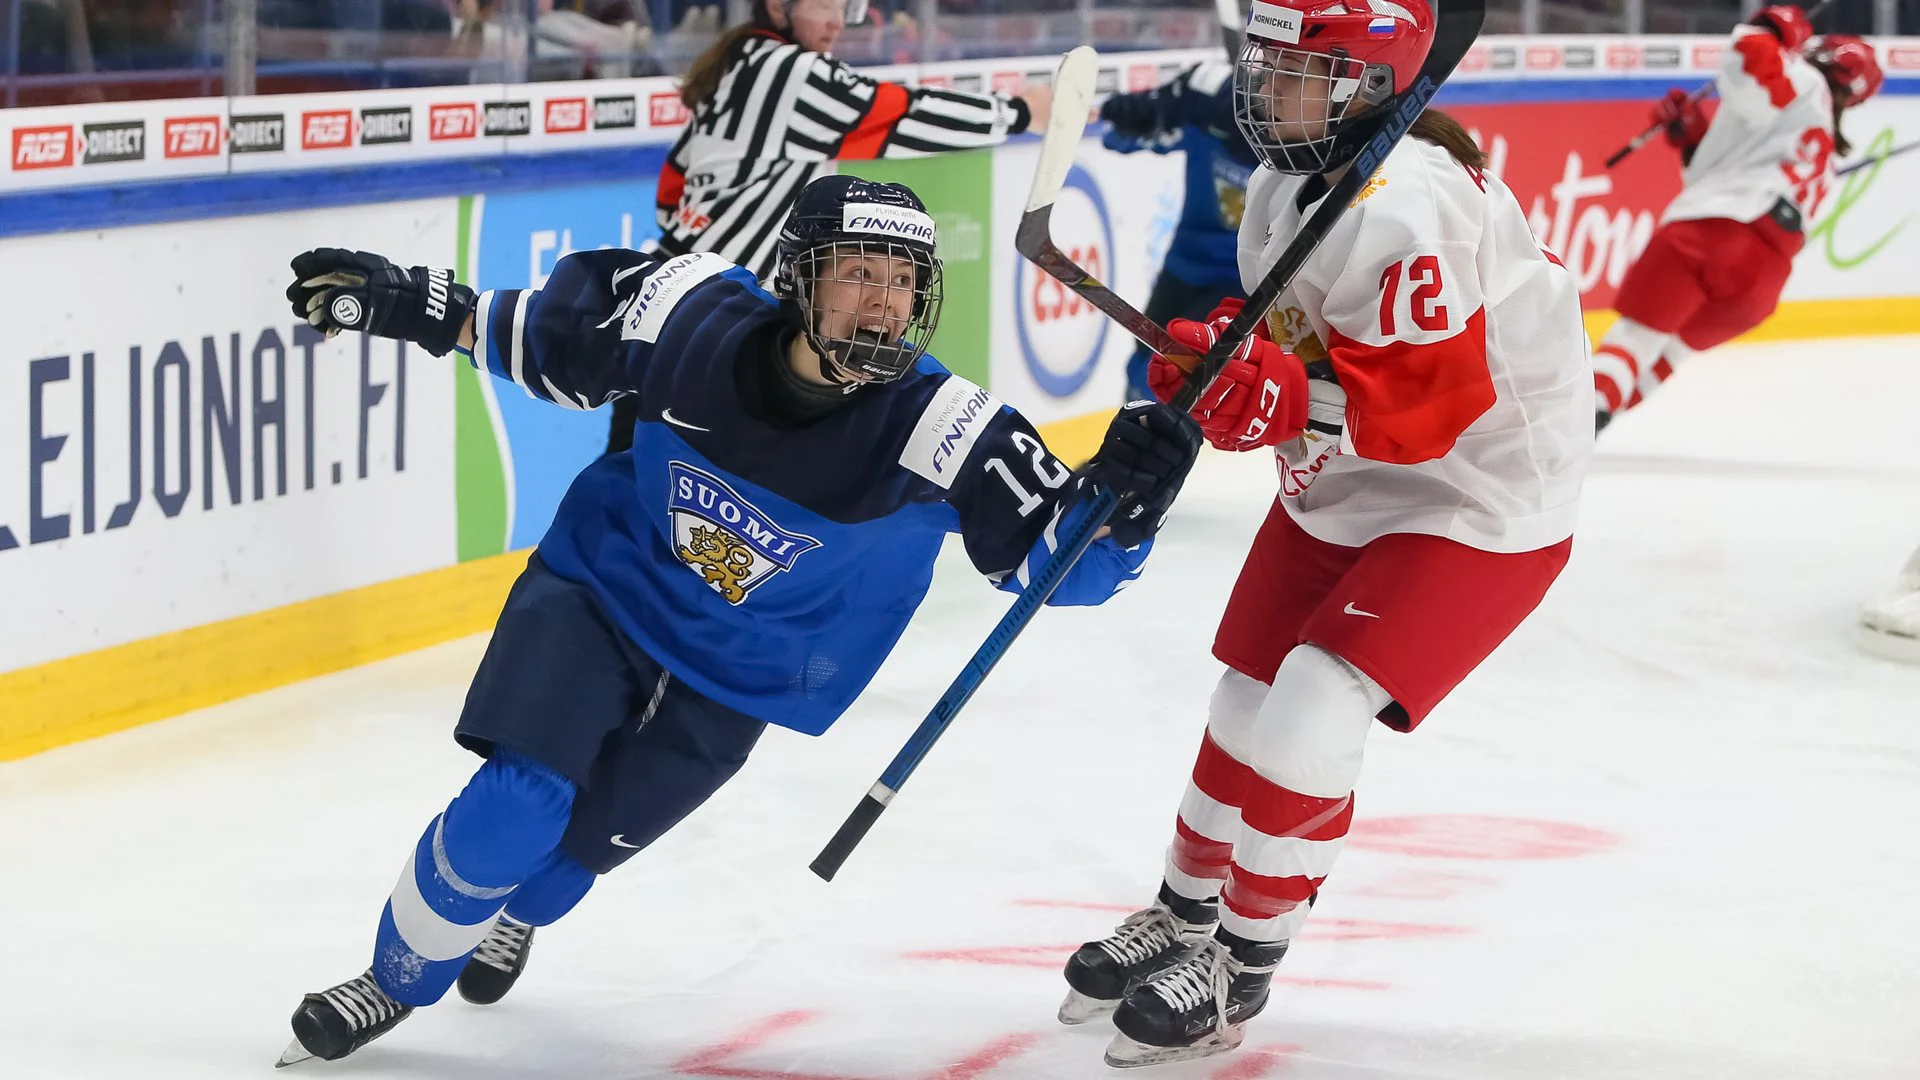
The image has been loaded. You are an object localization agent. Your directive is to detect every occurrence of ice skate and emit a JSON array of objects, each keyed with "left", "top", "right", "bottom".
[
  {"left": 1857, "top": 565, "right": 1920, "bottom": 664},
  {"left": 275, "top": 970, "right": 413, "bottom": 1067},
  {"left": 1058, "top": 889, "right": 1217, "bottom": 1025},
  {"left": 458, "top": 914, "right": 535, "bottom": 1005},
  {"left": 1103, "top": 930, "right": 1286, "bottom": 1068}
]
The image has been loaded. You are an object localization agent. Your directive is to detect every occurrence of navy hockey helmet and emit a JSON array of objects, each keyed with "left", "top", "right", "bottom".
[{"left": 773, "top": 174, "right": 944, "bottom": 385}]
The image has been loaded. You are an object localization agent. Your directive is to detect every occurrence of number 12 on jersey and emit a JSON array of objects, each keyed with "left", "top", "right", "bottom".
[{"left": 1379, "top": 255, "right": 1448, "bottom": 337}]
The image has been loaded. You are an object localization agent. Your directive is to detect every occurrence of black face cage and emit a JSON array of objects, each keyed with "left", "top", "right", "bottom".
[
  {"left": 1233, "top": 40, "right": 1396, "bottom": 175},
  {"left": 794, "top": 240, "right": 944, "bottom": 385}
]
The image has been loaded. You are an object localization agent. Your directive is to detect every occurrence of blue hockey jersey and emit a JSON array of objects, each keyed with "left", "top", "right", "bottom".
[
  {"left": 461, "top": 248, "right": 1149, "bottom": 736},
  {"left": 1101, "top": 62, "right": 1259, "bottom": 290}
]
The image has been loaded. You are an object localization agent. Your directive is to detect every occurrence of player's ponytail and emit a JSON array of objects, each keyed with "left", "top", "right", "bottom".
[
  {"left": 1830, "top": 95, "right": 1853, "bottom": 157},
  {"left": 1409, "top": 108, "right": 1488, "bottom": 171},
  {"left": 680, "top": 0, "right": 778, "bottom": 110}
]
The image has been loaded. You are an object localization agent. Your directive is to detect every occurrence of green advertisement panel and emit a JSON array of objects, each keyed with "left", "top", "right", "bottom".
[{"left": 839, "top": 151, "right": 995, "bottom": 389}]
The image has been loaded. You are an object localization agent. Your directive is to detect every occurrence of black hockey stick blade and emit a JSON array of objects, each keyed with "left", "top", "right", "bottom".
[
  {"left": 810, "top": 783, "right": 893, "bottom": 881},
  {"left": 1170, "top": 0, "right": 1487, "bottom": 413},
  {"left": 1016, "top": 46, "right": 1190, "bottom": 362},
  {"left": 1836, "top": 136, "right": 1920, "bottom": 177}
]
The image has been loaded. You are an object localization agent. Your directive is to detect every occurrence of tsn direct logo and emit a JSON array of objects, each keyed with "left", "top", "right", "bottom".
[
  {"left": 430, "top": 103, "right": 479, "bottom": 140},
  {"left": 165, "top": 116, "right": 223, "bottom": 158},
  {"left": 649, "top": 93, "right": 690, "bottom": 127}
]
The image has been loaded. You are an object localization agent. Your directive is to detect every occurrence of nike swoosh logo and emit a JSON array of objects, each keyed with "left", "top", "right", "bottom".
[
  {"left": 1343, "top": 602, "right": 1380, "bottom": 619},
  {"left": 610, "top": 835, "right": 642, "bottom": 849},
  {"left": 661, "top": 408, "right": 710, "bottom": 432},
  {"left": 611, "top": 265, "right": 646, "bottom": 290}
]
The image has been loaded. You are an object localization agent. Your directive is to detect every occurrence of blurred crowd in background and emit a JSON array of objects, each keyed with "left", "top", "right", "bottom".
[{"left": 2, "top": 0, "right": 1914, "bottom": 107}]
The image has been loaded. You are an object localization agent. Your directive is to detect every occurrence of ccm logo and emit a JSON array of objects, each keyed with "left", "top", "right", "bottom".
[
  {"left": 302, "top": 110, "right": 353, "bottom": 149},
  {"left": 649, "top": 92, "right": 689, "bottom": 127},
  {"left": 165, "top": 116, "right": 223, "bottom": 158},
  {"left": 544, "top": 98, "right": 587, "bottom": 133},
  {"left": 12, "top": 125, "right": 74, "bottom": 169},
  {"left": 430, "top": 103, "right": 478, "bottom": 140}
]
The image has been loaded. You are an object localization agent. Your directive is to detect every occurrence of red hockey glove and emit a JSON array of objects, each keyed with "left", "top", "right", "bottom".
[
  {"left": 1749, "top": 4, "right": 1813, "bottom": 49},
  {"left": 1147, "top": 318, "right": 1307, "bottom": 451},
  {"left": 1201, "top": 296, "right": 1268, "bottom": 339},
  {"left": 1652, "top": 88, "right": 1710, "bottom": 151}
]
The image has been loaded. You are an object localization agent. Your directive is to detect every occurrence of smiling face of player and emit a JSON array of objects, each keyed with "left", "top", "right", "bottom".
[
  {"left": 810, "top": 246, "right": 917, "bottom": 345},
  {"left": 789, "top": 237, "right": 943, "bottom": 388}
]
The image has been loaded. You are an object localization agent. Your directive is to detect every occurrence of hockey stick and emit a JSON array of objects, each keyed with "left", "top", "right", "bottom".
[
  {"left": 1836, "top": 137, "right": 1920, "bottom": 177},
  {"left": 1605, "top": 0, "right": 1834, "bottom": 170},
  {"left": 810, "top": 0, "right": 1485, "bottom": 881},
  {"left": 1217, "top": 0, "right": 1243, "bottom": 59}
]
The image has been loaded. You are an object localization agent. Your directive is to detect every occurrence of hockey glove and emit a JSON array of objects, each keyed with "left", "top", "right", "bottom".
[
  {"left": 1652, "top": 89, "right": 1711, "bottom": 152},
  {"left": 1749, "top": 4, "right": 1813, "bottom": 49},
  {"left": 1147, "top": 317, "right": 1308, "bottom": 452},
  {"left": 1083, "top": 400, "right": 1202, "bottom": 549},
  {"left": 287, "top": 249, "right": 476, "bottom": 358}
]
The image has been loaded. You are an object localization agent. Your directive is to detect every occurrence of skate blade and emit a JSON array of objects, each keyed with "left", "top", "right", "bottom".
[
  {"left": 274, "top": 1039, "right": 315, "bottom": 1069},
  {"left": 1057, "top": 989, "right": 1119, "bottom": 1025},
  {"left": 1103, "top": 1025, "right": 1246, "bottom": 1068}
]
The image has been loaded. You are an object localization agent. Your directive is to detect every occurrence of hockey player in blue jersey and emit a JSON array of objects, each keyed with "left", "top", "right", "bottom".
[
  {"left": 273, "top": 174, "right": 1201, "bottom": 1066},
  {"left": 1100, "top": 61, "right": 1259, "bottom": 400}
]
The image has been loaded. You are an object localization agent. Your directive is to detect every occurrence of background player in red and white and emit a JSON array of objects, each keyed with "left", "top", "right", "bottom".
[
  {"left": 1056, "top": 0, "right": 1593, "bottom": 1066},
  {"left": 1592, "top": 9, "right": 1883, "bottom": 430}
]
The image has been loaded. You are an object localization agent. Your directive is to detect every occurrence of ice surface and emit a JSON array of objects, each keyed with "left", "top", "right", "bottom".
[{"left": 3, "top": 337, "right": 1918, "bottom": 1080}]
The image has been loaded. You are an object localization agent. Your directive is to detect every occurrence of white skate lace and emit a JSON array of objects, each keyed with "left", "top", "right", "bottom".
[
  {"left": 1096, "top": 905, "right": 1182, "bottom": 968},
  {"left": 1147, "top": 940, "right": 1279, "bottom": 1036},
  {"left": 472, "top": 917, "right": 531, "bottom": 974},
  {"left": 326, "top": 973, "right": 406, "bottom": 1030}
]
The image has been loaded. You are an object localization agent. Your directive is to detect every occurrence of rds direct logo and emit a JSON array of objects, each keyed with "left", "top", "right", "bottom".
[{"left": 1013, "top": 163, "right": 1114, "bottom": 397}]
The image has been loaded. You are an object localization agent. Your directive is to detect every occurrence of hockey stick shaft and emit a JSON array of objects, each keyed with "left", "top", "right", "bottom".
[
  {"left": 1835, "top": 137, "right": 1920, "bottom": 176},
  {"left": 808, "top": 488, "right": 1119, "bottom": 881},
  {"left": 1605, "top": 0, "right": 1835, "bottom": 170},
  {"left": 813, "top": 0, "right": 1485, "bottom": 878},
  {"left": 1217, "top": 0, "right": 1243, "bottom": 58}
]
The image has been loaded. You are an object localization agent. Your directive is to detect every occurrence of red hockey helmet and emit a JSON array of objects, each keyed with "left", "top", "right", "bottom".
[
  {"left": 1233, "top": 0, "right": 1437, "bottom": 175},
  {"left": 1805, "top": 35, "right": 1885, "bottom": 103}
]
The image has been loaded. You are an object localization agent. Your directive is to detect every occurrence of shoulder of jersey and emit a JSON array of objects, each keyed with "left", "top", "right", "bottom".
[
  {"left": 1340, "top": 139, "right": 1475, "bottom": 225},
  {"left": 620, "top": 251, "right": 773, "bottom": 344},
  {"left": 892, "top": 362, "right": 1007, "bottom": 491}
]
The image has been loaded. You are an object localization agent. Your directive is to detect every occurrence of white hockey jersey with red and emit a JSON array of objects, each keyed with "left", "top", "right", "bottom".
[
  {"left": 1238, "top": 137, "right": 1592, "bottom": 554},
  {"left": 1663, "top": 25, "right": 1837, "bottom": 226}
]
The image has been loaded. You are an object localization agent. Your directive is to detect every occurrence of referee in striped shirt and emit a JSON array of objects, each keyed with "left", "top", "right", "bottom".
[{"left": 607, "top": 0, "right": 1051, "bottom": 452}]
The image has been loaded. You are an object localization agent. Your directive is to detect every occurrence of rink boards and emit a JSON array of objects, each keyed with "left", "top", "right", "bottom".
[{"left": 1, "top": 38, "right": 1917, "bottom": 758}]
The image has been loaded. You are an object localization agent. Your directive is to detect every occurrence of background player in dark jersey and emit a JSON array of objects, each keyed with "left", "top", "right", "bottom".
[
  {"left": 273, "top": 175, "right": 1200, "bottom": 1067},
  {"left": 1099, "top": 61, "right": 1258, "bottom": 401}
]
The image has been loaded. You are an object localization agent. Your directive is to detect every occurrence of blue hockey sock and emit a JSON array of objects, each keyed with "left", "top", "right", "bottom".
[
  {"left": 503, "top": 849, "right": 597, "bottom": 926},
  {"left": 372, "top": 752, "right": 575, "bottom": 1006}
]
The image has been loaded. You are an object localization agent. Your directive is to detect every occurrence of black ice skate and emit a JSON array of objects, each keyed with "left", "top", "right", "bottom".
[
  {"left": 458, "top": 915, "right": 535, "bottom": 1005},
  {"left": 1103, "top": 929, "right": 1287, "bottom": 1068},
  {"left": 1058, "top": 887, "right": 1217, "bottom": 1025},
  {"left": 275, "top": 970, "right": 413, "bottom": 1067}
]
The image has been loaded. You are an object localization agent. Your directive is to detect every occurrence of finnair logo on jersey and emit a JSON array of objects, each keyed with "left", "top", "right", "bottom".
[
  {"left": 900, "top": 376, "right": 1002, "bottom": 489},
  {"left": 842, "top": 204, "right": 938, "bottom": 249},
  {"left": 1247, "top": 1, "right": 1303, "bottom": 43},
  {"left": 668, "top": 462, "right": 822, "bottom": 605}
]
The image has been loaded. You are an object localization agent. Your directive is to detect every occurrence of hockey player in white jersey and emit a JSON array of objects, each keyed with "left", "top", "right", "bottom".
[
  {"left": 1056, "top": 0, "right": 1593, "bottom": 1066},
  {"left": 1593, "top": 9, "right": 1884, "bottom": 429}
]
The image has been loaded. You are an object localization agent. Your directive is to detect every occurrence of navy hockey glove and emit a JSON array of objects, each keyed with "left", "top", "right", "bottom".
[
  {"left": 1084, "top": 400, "right": 1203, "bottom": 549},
  {"left": 287, "top": 248, "right": 476, "bottom": 357}
]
